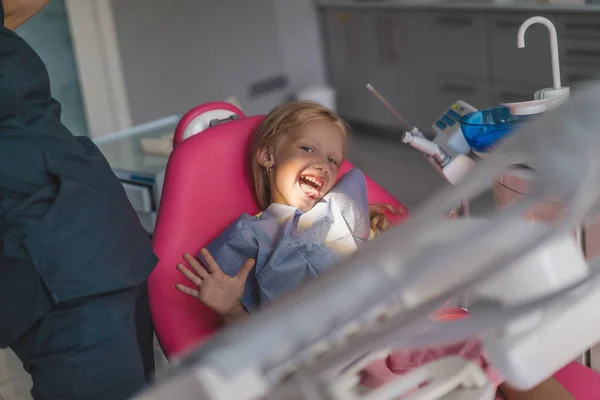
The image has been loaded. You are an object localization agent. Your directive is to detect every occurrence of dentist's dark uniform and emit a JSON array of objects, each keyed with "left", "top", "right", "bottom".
[{"left": 0, "top": 1, "right": 158, "bottom": 399}]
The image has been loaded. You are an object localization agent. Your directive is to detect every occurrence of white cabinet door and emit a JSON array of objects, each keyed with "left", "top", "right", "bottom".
[
  {"left": 561, "top": 39, "right": 600, "bottom": 70},
  {"left": 362, "top": 11, "right": 430, "bottom": 129},
  {"left": 362, "top": 12, "right": 406, "bottom": 127},
  {"left": 322, "top": 9, "right": 377, "bottom": 122},
  {"left": 421, "top": 74, "right": 491, "bottom": 133},
  {"left": 420, "top": 11, "right": 488, "bottom": 78},
  {"left": 562, "top": 64, "right": 600, "bottom": 89},
  {"left": 557, "top": 13, "right": 600, "bottom": 40}
]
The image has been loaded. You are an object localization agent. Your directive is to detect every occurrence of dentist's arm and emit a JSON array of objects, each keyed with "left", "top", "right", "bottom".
[{"left": 2, "top": 0, "right": 50, "bottom": 30}]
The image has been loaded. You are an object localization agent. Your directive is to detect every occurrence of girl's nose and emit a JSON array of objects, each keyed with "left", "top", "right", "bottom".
[{"left": 314, "top": 163, "right": 329, "bottom": 173}]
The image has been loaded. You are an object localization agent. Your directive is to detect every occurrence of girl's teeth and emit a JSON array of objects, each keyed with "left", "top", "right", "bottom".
[{"left": 302, "top": 176, "right": 322, "bottom": 187}]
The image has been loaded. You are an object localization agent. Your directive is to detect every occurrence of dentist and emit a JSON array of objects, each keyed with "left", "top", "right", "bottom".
[{"left": 0, "top": 1, "right": 158, "bottom": 399}]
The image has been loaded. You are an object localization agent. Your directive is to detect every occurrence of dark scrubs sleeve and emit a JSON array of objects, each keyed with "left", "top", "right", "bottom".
[{"left": 0, "top": 5, "right": 157, "bottom": 398}]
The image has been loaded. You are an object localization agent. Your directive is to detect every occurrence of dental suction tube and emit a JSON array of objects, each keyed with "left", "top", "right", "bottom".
[{"left": 402, "top": 130, "right": 451, "bottom": 168}]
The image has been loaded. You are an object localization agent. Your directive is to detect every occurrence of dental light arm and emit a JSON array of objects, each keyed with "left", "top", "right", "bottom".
[{"left": 135, "top": 83, "right": 600, "bottom": 400}]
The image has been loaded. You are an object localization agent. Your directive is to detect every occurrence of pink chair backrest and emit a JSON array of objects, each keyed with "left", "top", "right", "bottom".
[{"left": 149, "top": 103, "right": 409, "bottom": 358}]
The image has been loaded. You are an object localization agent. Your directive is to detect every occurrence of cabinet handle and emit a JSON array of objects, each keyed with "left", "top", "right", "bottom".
[
  {"left": 565, "top": 22, "right": 600, "bottom": 34},
  {"left": 495, "top": 20, "right": 521, "bottom": 30},
  {"left": 435, "top": 16, "right": 473, "bottom": 28},
  {"left": 566, "top": 48, "right": 600, "bottom": 62},
  {"left": 440, "top": 83, "right": 478, "bottom": 95}
]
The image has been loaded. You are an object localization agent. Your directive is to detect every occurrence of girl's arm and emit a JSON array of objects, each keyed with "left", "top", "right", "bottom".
[{"left": 499, "top": 377, "right": 574, "bottom": 400}]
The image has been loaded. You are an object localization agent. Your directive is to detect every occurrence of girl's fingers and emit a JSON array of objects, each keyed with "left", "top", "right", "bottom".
[
  {"left": 199, "top": 248, "right": 223, "bottom": 275},
  {"left": 175, "top": 283, "right": 200, "bottom": 298},
  {"left": 183, "top": 253, "right": 208, "bottom": 279},
  {"left": 177, "top": 264, "right": 203, "bottom": 286}
]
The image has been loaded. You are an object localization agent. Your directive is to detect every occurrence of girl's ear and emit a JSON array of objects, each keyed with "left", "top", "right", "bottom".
[{"left": 257, "top": 145, "right": 274, "bottom": 168}]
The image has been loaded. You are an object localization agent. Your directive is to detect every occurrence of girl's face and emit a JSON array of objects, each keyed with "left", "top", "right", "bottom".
[{"left": 259, "top": 120, "right": 346, "bottom": 213}]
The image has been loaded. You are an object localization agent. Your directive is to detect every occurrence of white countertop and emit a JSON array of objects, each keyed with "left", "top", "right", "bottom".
[
  {"left": 94, "top": 116, "right": 179, "bottom": 174},
  {"left": 317, "top": 0, "right": 600, "bottom": 13}
]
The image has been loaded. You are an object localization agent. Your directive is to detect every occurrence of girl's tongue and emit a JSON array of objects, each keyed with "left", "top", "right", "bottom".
[
  {"left": 299, "top": 176, "right": 322, "bottom": 200},
  {"left": 300, "top": 181, "right": 320, "bottom": 199}
]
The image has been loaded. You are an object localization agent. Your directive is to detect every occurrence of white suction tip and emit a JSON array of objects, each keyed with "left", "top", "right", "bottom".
[{"left": 366, "top": 83, "right": 373, "bottom": 90}]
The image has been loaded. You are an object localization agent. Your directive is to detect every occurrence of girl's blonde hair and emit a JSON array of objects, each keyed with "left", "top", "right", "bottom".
[{"left": 251, "top": 100, "right": 398, "bottom": 234}]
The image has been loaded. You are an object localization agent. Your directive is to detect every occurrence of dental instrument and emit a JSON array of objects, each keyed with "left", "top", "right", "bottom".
[
  {"left": 366, "top": 83, "right": 413, "bottom": 131},
  {"left": 402, "top": 129, "right": 475, "bottom": 186},
  {"left": 401, "top": 129, "right": 450, "bottom": 168},
  {"left": 367, "top": 83, "right": 475, "bottom": 157},
  {"left": 367, "top": 83, "right": 476, "bottom": 186}
]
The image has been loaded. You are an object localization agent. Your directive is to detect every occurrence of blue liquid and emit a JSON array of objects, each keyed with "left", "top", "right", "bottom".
[{"left": 460, "top": 107, "right": 531, "bottom": 152}]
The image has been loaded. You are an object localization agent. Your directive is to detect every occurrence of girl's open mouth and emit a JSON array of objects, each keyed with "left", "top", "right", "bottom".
[{"left": 299, "top": 175, "right": 324, "bottom": 200}]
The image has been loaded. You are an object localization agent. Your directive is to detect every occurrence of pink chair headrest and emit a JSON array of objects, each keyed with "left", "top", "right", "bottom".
[{"left": 173, "top": 101, "right": 245, "bottom": 147}]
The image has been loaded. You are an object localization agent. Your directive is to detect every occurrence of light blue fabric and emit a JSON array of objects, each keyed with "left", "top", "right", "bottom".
[{"left": 202, "top": 168, "right": 371, "bottom": 312}]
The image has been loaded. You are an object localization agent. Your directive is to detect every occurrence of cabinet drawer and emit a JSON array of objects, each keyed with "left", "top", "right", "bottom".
[
  {"left": 322, "top": 10, "right": 376, "bottom": 86},
  {"left": 562, "top": 64, "right": 600, "bottom": 88},
  {"left": 489, "top": 13, "right": 556, "bottom": 86},
  {"left": 421, "top": 75, "right": 491, "bottom": 127},
  {"left": 557, "top": 14, "right": 600, "bottom": 40},
  {"left": 490, "top": 82, "right": 540, "bottom": 106},
  {"left": 322, "top": 9, "right": 375, "bottom": 64},
  {"left": 421, "top": 12, "right": 487, "bottom": 78},
  {"left": 365, "top": 12, "right": 426, "bottom": 128},
  {"left": 561, "top": 39, "right": 600, "bottom": 68},
  {"left": 322, "top": 10, "right": 377, "bottom": 121}
]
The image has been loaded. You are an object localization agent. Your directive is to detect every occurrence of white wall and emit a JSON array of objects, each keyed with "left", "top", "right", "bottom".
[
  {"left": 110, "top": 0, "right": 327, "bottom": 124},
  {"left": 274, "top": 0, "right": 327, "bottom": 93}
]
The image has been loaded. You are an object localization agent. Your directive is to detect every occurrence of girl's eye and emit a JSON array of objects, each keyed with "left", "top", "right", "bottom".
[
  {"left": 328, "top": 157, "right": 338, "bottom": 166},
  {"left": 301, "top": 146, "right": 313, "bottom": 153}
]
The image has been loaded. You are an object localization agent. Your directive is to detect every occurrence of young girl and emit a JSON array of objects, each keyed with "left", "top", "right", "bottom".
[
  {"left": 175, "top": 101, "right": 573, "bottom": 400},
  {"left": 175, "top": 100, "right": 397, "bottom": 321}
]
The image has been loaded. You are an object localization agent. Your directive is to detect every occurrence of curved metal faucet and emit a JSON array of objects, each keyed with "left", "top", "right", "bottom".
[{"left": 518, "top": 16, "right": 561, "bottom": 90}]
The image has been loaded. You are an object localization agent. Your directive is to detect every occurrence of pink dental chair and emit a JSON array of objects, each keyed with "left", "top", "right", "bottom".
[
  {"left": 149, "top": 102, "right": 409, "bottom": 358},
  {"left": 148, "top": 102, "right": 600, "bottom": 399}
]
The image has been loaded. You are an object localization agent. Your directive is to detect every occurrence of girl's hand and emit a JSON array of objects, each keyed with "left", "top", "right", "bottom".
[{"left": 176, "top": 249, "right": 255, "bottom": 317}]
